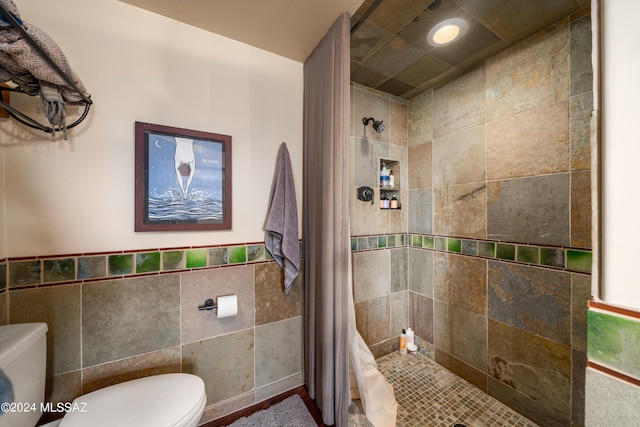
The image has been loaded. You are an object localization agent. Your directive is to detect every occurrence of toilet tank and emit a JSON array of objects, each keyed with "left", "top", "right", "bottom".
[{"left": 0, "top": 323, "right": 48, "bottom": 427}]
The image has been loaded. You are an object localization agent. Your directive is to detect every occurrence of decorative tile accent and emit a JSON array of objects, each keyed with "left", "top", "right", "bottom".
[
  {"left": 368, "top": 236, "right": 378, "bottom": 249},
  {"left": 38, "top": 242, "right": 296, "bottom": 274},
  {"left": 77, "top": 256, "right": 106, "bottom": 280},
  {"left": 516, "top": 246, "right": 539, "bottom": 264},
  {"left": 162, "top": 250, "right": 185, "bottom": 270},
  {"left": 246, "top": 245, "right": 265, "bottom": 263},
  {"left": 539, "top": 248, "right": 563, "bottom": 269},
  {"left": 377, "top": 235, "right": 387, "bottom": 248},
  {"left": 478, "top": 241, "right": 496, "bottom": 258},
  {"left": 588, "top": 309, "right": 640, "bottom": 380},
  {"left": 227, "top": 246, "right": 247, "bottom": 264},
  {"left": 351, "top": 232, "right": 590, "bottom": 276},
  {"left": 387, "top": 235, "right": 396, "bottom": 247},
  {"left": 566, "top": 249, "right": 592, "bottom": 273},
  {"left": 208, "top": 247, "right": 227, "bottom": 266},
  {"left": 496, "top": 243, "right": 516, "bottom": 261},
  {"left": 43, "top": 258, "right": 76, "bottom": 283},
  {"left": 447, "top": 238, "right": 462, "bottom": 253},
  {"left": 462, "top": 239, "right": 478, "bottom": 256},
  {"left": 9, "top": 260, "right": 40, "bottom": 288},
  {"left": 0, "top": 262, "right": 5, "bottom": 290},
  {"left": 357, "top": 237, "right": 369, "bottom": 251},
  {"left": 186, "top": 249, "right": 207, "bottom": 268},
  {"left": 108, "top": 254, "right": 134, "bottom": 276},
  {"left": 136, "top": 252, "right": 160, "bottom": 274}
]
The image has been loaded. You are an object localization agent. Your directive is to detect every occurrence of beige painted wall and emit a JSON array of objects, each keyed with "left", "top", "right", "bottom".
[{"left": 1, "top": 0, "right": 303, "bottom": 258}]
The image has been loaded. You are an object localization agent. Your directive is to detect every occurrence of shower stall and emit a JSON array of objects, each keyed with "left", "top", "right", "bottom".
[{"left": 348, "top": 10, "right": 593, "bottom": 427}]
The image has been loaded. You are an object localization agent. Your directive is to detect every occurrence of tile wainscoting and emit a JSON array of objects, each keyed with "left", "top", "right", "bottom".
[{"left": 0, "top": 241, "right": 304, "bottom": 425}]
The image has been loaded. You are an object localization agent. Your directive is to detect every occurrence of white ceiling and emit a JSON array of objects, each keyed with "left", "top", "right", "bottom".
[{"left": 119, "top": 0, "right": 364, "bottom": 62}]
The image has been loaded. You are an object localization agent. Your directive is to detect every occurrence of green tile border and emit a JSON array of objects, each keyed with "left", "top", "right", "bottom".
[
  {"left": 2, "top": 234, "right": 590, "bottom": 289},
  {"left": 3, "top": 240, "right": 304, "bottom": 288},
  {"left": 349, "top": 233, "right": 591, "bottom": 274},
  {"left": 588, "top": 309, "right": 640, "bottom": 380}
]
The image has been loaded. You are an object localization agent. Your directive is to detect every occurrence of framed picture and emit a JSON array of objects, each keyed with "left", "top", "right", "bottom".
[{"left": 135, "top": 122, "right": 232, "bottom": 231}]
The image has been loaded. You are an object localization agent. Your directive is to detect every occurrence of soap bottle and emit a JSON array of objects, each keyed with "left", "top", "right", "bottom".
[
  {"left": 380, "top": 163, "right": 389, "bottom": 188},
  {"left": 406, "top": 327, "right": 414, "bottom": 347},
  {"left": 388, "top": 170, "right": 394, "bottom": 189},
  {"left": 400, "top": 329, "right": 407, "bottom": 355},
  {"left": 390, "top": 195, "right": 398, "bottom": 209}
]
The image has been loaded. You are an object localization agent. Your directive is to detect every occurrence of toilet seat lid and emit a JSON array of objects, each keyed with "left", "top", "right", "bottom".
[{"left": 59, "top": 373, "right": 206, "bottom": 427}]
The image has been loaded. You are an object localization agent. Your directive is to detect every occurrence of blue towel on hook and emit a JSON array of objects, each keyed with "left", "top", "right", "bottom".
[{"left": 265, "top": 142, "right": 300, "bottom": 293}]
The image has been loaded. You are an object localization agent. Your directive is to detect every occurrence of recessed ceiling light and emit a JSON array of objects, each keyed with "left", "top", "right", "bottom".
[{"left": 427, "top": 18, "right": 468, "bottom": 47}]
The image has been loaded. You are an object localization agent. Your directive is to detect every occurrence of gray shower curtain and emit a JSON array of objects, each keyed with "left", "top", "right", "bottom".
[{"left": 302, "top": 12, "right": 350, "bottom": 427}]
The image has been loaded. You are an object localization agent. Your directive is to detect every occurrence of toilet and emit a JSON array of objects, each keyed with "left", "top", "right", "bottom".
[{"left": 0, "top": 323, "right": 206, "bottom": 427}]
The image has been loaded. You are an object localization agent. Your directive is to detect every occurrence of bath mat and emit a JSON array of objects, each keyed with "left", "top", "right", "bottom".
[{"left": 224, "top": 394, "right": 317, "bottom": 427}]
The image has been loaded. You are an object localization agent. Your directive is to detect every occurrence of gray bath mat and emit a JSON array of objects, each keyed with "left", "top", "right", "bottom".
[{"left": 225, "top": 394, "right": 317, "bottom": 427}]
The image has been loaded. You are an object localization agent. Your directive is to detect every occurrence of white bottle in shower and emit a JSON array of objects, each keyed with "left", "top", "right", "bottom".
[{"left": 406, "top": 327, "right": 414, "bottom": 347}]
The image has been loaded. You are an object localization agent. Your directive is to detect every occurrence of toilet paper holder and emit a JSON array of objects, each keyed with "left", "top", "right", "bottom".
[{"left": 198, "top": 298, "right": 217, "bottom": 311}]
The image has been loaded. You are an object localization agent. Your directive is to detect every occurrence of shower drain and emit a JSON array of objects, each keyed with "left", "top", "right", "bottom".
[{"left": 453, "top": 424, "right": 467, "bottom": 427}]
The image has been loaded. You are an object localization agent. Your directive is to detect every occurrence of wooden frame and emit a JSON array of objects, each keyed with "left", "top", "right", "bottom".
[{"left": 135, "top": 122, "right": 232, "bottom": 231}]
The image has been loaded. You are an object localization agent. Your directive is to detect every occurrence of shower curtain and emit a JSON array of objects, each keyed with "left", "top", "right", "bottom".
[
  {"left": 303, "top": 12, "right": 397, "bottom": 427},
  {"left": 303, "top": 12, "right": 350, "bottom": 427}
]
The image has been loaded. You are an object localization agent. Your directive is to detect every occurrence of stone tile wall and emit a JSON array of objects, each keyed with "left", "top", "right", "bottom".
[
  {"left": 0, "top": 243, "right": 303, "bottom": 425},
  {"left": 351, "top": 11, "right": 593, "bottom": 427}
]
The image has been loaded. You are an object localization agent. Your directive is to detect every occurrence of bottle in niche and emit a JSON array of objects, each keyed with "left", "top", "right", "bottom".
[
  {"left": 388, "top": 170, "right": 394, "bottom": 188},
  {"left": 379, "top": 193, "right": 387, "bottom": 208},
  {"left": 390, "top": 195, "right": 398, "bottom": 209},
  {"left": 400, "top": 329, "right": 407, "bottom": 355},
  {"left": 380, "top": 163, "right": 389, "bottom": 188}
]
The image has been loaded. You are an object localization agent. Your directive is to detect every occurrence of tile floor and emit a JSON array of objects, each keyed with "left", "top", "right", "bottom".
[{"left": 349, "top": 351, "right": 538, "bottom": 427}]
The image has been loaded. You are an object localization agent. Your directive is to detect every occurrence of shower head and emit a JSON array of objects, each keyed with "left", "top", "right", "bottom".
[{"left": 363, "top": 117, "right": 385, "bottom": 133}]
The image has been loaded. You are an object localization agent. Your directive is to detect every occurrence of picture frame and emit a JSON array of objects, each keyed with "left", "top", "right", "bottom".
[{"left": 135, "top": 122, "right": 232, "bottom": 231}]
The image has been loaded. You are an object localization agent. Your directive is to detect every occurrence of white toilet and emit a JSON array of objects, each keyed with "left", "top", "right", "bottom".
[{"left": 0, "top": 323, "right": 206, "bottom": 427}]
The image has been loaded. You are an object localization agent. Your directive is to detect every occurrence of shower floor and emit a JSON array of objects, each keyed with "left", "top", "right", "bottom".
[{"left": 349, "top": 351, "right": 538, "bottom": 427}]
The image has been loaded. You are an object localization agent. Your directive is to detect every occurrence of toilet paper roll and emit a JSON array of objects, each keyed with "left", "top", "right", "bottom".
[{"left": 216, "top": 295, "right": 238, "bottom": 318}]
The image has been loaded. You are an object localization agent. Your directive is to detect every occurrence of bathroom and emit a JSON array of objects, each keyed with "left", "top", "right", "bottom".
[{"left": 0, "top": 1, "right": 639, "bottom": 427}]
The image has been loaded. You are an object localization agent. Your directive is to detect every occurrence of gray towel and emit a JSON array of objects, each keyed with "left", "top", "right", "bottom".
[{"left": 265, "top": 142, "right": 300, "bottom": 293}]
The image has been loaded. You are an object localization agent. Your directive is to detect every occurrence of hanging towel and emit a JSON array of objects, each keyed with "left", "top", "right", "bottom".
[{"left": 265, "top": 142, "right": 300, "bottom": 293}]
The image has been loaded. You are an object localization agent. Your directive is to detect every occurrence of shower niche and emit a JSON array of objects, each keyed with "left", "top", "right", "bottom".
[{"left": 379, "top": 158, "right": 401, "bottom": 209}]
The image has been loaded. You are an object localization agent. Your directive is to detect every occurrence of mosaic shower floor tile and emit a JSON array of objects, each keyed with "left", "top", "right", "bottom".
[{"left": 349, "top": 351, "right": 538, "bottom": 427}]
